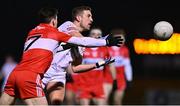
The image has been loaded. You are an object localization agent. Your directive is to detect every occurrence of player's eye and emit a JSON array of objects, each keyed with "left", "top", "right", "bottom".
[{"left": 88, "top": 14, "right": 91, "bottom": 17}]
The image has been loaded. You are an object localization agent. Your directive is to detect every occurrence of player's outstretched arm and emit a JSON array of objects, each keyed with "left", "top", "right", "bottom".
[
  {"left": 70, "top": 57, "right": 115, "bottom": 73},
  {"left": 57, "top": 31, "right": 124, "bottom": 47},
  {"left": 68, "top": 35, "right": 123, "bottom": 47}
]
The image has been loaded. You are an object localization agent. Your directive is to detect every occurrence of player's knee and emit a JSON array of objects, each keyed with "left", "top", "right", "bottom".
[{"left": 0, "top": 92, "right": 15, "bottom": 105}]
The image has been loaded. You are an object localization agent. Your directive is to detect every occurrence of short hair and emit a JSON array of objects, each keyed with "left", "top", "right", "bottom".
[
  {"left": 72, "top": 6, "right": 92, "bottom": 21},
  {"left": 38, "top": 7, "right": 58, "bottom": 23}
]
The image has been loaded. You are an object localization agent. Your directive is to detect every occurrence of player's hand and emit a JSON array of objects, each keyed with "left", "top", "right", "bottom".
[
  {"left": 96, "top": 57, "right": 115, "bottom": 68},
  {"left": 105, "top": 34, "right": 124, "bottom": 47}
]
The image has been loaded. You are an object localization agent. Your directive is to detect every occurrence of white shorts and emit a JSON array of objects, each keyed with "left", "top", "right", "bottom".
[{"left": 42, "top": 65, "right": 66, "bottom": 88}]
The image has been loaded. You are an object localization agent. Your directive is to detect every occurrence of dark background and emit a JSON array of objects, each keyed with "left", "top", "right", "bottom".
[{"left": 1, "top": 0, "right": 180, "bottom": 104}]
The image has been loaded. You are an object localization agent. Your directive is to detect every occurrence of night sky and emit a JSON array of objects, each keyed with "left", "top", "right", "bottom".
[{"left": 1, "top": 0, "right": 180, "bottom": 76}]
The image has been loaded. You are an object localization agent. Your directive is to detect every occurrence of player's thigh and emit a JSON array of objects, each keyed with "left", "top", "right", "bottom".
[
  {"left": 24, "top": 96, "right": 48, "bottom": 105},
  {"left": 46, "top": 81, "right": 65, "bottom": 101},
  {"left": 93, "top": 98, "right": 106, "bottom": 105},
  {"left": 114, "top": 90, "right": 125, "bottom": 99},
  {"left": 65, "top": 82, "right": 76, "bottom": 100},
  {"left": 103, "top": 83, "right": 113, "bottom": 98},
  {"left": 0, "top": 92, "right": 16, "bottom": 105},
  {"left": 113, "top": 90, "right": 125, "bottom": 105}
]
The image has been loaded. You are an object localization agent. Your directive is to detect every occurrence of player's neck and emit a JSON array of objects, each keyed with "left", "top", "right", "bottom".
[
  {"left": 49, "top": 22, "right": 56, "bottom": 28},
  {"left": 73, "top": 21, "right": 83, "bottom": 32}
]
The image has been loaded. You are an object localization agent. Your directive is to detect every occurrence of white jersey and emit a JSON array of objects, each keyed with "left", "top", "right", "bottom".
[{"left": 42, "top": 21, "right": 83, "bottom": 85}]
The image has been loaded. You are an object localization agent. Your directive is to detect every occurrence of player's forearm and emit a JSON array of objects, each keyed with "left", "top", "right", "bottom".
[
  {"left": 124, "top": 59, "right": 133, "bottom": 81},
  {"left": 67, "top": 37, "right": 106, "bottom": 47},
  {"left": 71, "top": 64, "right": 96, "bottom": 73}
]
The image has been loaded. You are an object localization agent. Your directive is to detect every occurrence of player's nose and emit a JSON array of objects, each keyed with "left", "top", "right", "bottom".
[{"left": 90, "top": 17, "right": 93, "bottom": 22}]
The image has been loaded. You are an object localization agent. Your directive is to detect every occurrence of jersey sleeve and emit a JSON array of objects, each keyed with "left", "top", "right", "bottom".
[
  {"left": 58, "top": 21, "right": 78, "bottom": 34},
  {"left": 122, "top": 46, "right": 133, "bottom": 81},
  {"left": 67, "top": 37, "right": 106, "bottom": 47},
  {"left": 56, "top": 31, "right": 72, "bottom": 42}
]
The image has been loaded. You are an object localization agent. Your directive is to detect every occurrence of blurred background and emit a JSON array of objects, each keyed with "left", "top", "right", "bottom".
[{"left": 1, "top": 0, "right": 180, "bottom": 105}]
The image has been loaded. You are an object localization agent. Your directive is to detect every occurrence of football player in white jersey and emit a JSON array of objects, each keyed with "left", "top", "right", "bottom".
[{"left": 42, "top": 6, "right": 122, "bottom": 105}]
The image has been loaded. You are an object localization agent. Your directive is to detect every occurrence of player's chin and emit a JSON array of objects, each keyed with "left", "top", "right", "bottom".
[{"left": 84, "top": 27, "right": 90, "bottom": 31}]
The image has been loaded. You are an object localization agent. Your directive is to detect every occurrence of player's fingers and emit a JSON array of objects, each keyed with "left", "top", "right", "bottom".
[{"left": 116, "top": 37, "right": 124, "bottom": 41}]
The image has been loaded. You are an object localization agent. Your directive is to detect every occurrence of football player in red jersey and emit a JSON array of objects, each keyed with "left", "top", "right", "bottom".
[
  {"left": 76, "top": 27, "right": 113, "bottom": 105},
  {"left": 0, "top": 7, "right": 123, "bottom": 105},
  {"left": 108, "top": 28, "right": 133, "bottom": 105}
]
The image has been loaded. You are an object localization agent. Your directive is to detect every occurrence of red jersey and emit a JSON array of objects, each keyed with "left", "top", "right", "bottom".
[
  {"left": 108, "top": 45, "right": 133, "bottom": 82},
  {"left": 78, "top": 47, "right": 109, "bottom": 86},
  {"left": 108, "top": 46, "right": 129, "bottom": 68},
  {"left": 13, "top": 23, "right": 71, "bottom": 75}
]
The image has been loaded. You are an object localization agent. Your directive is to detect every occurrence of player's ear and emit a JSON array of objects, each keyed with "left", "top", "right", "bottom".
[
  {"left": 52, "top": 19, "right": 55, "bottom": 26},
  {"left": 76, "top": 15, "right": 81, "bottom": 22},
  {"left": 52, "top": 18, "right": 57, "bottom": 27}
]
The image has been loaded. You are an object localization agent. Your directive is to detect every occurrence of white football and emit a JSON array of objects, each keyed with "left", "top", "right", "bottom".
[{"left": 153, "top": 21, "right": 173, "bottom": 40}]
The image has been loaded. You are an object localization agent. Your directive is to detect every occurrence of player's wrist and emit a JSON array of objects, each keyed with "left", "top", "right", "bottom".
[{"left": 95, "top": 61, "right": 105, "bottom": 68}]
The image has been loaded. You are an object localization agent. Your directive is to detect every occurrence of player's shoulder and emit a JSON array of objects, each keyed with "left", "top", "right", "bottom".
[
  {"left": 29, "top": 24, "right": 57, "bottom": 35},
  {"left": 62, "top": 21, "right": 74, "bottom": 25},
  {"left": 58, "top": 21, "right": 77, "bottom": 32},
  {"left": 58, "top": 21, "right": 75, "bottom": 29}
]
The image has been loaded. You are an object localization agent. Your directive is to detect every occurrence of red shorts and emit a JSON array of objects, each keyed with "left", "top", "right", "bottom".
[
  {"left": 66, "top": 82, "right": 77, "bottom": 92},
  {"left": 116, "top": 69, "right": 126, "bottom": 91},
  {"left": 103, "top": 66, "right": 113, "bottom": 84},
  {"left": 4, "top": 70, "right": 44, "bottom": 99},
  {"left": 78, "top": 84, "right": 105, "bottom": 99},
  {"left": 77, "top": 71, "right": 105, "bottom": 99},
  {"left": 66, "top": 74, "right": 79, "bottom": 92}
]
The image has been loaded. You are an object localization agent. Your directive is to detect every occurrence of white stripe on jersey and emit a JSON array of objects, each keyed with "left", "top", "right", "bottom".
[
  {"left": 112, "top": 56, "right": 125, "bottom": 67},
  {"left": 24, "top": 38, "right": 59, "bottom": 52},
  {"left": 36, "top": 74, "right": 42, "bottom": 97}
]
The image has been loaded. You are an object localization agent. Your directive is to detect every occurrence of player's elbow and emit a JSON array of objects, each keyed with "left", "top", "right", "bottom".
[{"left": 71, "top": 66, "right": 79, "bottom": 73}]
